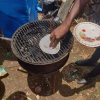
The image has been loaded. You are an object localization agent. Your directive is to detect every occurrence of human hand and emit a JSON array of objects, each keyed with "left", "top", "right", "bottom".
[{"left": 49, "top": 23, "right": 70, "bottom": 49}]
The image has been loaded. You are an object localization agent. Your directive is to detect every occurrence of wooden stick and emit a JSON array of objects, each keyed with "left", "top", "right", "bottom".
[
  {"left": 57, "top": 0, "right": 74, "bottom": 21},
  {"left": 0, "top": 37, "right": 11, "bottom": 41}
]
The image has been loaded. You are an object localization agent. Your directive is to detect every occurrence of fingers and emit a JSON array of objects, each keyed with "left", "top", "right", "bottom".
[
  {"left": 50, "top": 32, "right": 54, "bottom": 41},
  {"left": 52, "top": 40, "right": 59, "bottom": 49},
  {"left": 49, "top": 37, "right": 55, "bottom": 47},
  {"left": 49, "top": 30, "right": 59, "bottom": 48},
  {"left": 49, "top": 37, "right": 59, "bottom": 49}
]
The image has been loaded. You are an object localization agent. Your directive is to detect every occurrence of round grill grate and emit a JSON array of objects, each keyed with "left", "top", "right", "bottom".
[{"left": 11, "top": 20, "right": 74, "bottom": 65}]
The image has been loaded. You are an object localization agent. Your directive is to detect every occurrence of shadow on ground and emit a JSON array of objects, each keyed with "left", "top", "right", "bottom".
[
  {"left": 0, "top": 81, "right": 5, "bottom": 100},
  {"left": 27, "top": 63, "right": 100, "bottom": 97},
  {"left": 59, "top": 63, "right": 99, "bottom": 97},
  {"left": 0, "top": 39, "right": 17, "bottom": 65},
  {"left": 6, "top": 91, "right": 27, "bottom": 100}
]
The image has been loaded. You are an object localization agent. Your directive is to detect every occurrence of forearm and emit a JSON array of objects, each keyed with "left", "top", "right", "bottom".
[
  {"left": 63, "top": 0, "right": 90, "bottom": 26},
  {"left": 49, "top": 0, "right": 90, "bottom": 48}
]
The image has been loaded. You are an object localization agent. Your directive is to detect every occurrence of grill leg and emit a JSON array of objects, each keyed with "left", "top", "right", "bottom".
[{"left": 52, "top": 71, "right": 56, "bottom": 93}]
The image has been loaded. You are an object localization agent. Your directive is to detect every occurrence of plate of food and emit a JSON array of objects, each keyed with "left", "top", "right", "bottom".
[
  {"left": 39, "top": 34, "right": 60, "bottom": 54},
  {"left": 73, "top": 22, "right": 100, "bottom": 47}
]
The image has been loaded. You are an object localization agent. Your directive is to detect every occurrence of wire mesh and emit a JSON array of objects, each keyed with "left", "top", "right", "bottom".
[{"left": 11, "top": 20, "right": 74, "bottom": 65}]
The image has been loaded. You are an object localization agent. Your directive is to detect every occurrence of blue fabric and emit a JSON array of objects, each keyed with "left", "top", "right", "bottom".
[
  {"left": 0, "top": 0, "right": 38, "bottom": 38},
  {"left": 27, "top": 0, "right": 38, "bottom": 21}
]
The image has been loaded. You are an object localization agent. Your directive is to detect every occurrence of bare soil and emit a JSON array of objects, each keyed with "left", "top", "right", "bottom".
[{"left": 0, "top": 18, "right": 100, "bottom": 100}]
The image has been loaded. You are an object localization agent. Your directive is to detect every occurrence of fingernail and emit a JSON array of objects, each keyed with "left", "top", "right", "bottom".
[{"left": 52, "top": 47, "right": 54, "bottom": 49}]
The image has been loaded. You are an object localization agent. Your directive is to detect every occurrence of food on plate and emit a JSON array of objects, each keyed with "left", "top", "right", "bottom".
[{"left": 79, "top": 30, "right": 97, "bottom": 42}]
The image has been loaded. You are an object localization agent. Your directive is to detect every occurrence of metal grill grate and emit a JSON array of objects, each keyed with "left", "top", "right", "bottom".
[{"left": 11, "top": 20, "right": 73, "bottom": 65}]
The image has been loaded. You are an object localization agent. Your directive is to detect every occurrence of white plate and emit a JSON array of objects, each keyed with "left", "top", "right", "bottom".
[
  {"left": 39, "top": 34, "right": 60, "bottom": 54},
  {"left": 73, "top": 22, "right": 100, "bottom": 47}
]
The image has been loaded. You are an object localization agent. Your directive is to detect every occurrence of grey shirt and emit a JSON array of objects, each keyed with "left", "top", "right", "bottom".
[{"left": 84, "top": 0, "right": 100, "bottom": 25}]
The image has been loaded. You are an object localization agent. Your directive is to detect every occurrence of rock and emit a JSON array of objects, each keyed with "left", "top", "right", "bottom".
[
  {"left": 36, "top": 95, "right": 40, "bottom": 100},
  {"left": 35, "top": 86, "right": 42, "bottom": 94},
  {"left": 86, "top": 93, "right": 89, "bottom": 96},
  {"left": 57, "top": 91, "right": 59, "bottom": 94}
]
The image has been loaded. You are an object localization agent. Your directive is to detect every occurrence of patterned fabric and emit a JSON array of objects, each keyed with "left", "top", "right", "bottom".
[{"left": 84, "top": 0, "right": 100, "bottom": 25}]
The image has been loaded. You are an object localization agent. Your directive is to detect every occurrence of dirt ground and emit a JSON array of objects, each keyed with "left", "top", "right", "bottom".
[{"left": 0, "top": 19, "right": 100, "bottom": 100}]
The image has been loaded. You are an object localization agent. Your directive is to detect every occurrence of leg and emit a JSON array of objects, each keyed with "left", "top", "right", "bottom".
[
  {"left": 75, "top": 48, "right": 100, "bottom": 66},
  {"left": 89, "top": 63, "right": 100, "bottom": 77},
  {"left": 89, "top": 48, "right": 100, "bottom": 63},
  {"left": 52, "top": 72, "right": 56, "bottom": 93},
  {"left": 78, "top": 63, "right": 100, "bottom": 84}
]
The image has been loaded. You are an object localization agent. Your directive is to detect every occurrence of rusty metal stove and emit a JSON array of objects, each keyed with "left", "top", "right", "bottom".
[{"left": 11, "top": 20, "right": 74, "bottom": 93}]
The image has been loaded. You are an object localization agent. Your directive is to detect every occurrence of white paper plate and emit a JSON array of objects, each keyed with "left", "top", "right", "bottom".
[
  {"left": 73, "top": 22, "right": 100, "bottom": 47},
  {"left": 39, "top": 34, "right": 60, "bottom": 54}
]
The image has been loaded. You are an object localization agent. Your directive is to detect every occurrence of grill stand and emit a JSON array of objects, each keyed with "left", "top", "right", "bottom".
[
  {"left": 17, "top": 53, "right": 70, "bottom": 94},
  {"left": 52, "top": 72, "right": 56, "bottom": 93},
  {"left": 27, "top": 71, "right": 56, "bottom": 94},
  {"left": 11, "top": 20, "right": 74, "bottom": 95},
  {"left": 18, "top": 67, "right": 57, "bottom": 94},
  {"left": 29, "top": 71, "right": 57, "bottom": 94}
]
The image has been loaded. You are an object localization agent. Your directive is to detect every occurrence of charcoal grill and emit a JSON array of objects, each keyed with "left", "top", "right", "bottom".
[
  {"left": 11, "top": 20, "right": 73, "bottom": 74},
  {"left": 11, "top": 20, "right": 74, "bottom": 93}
]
